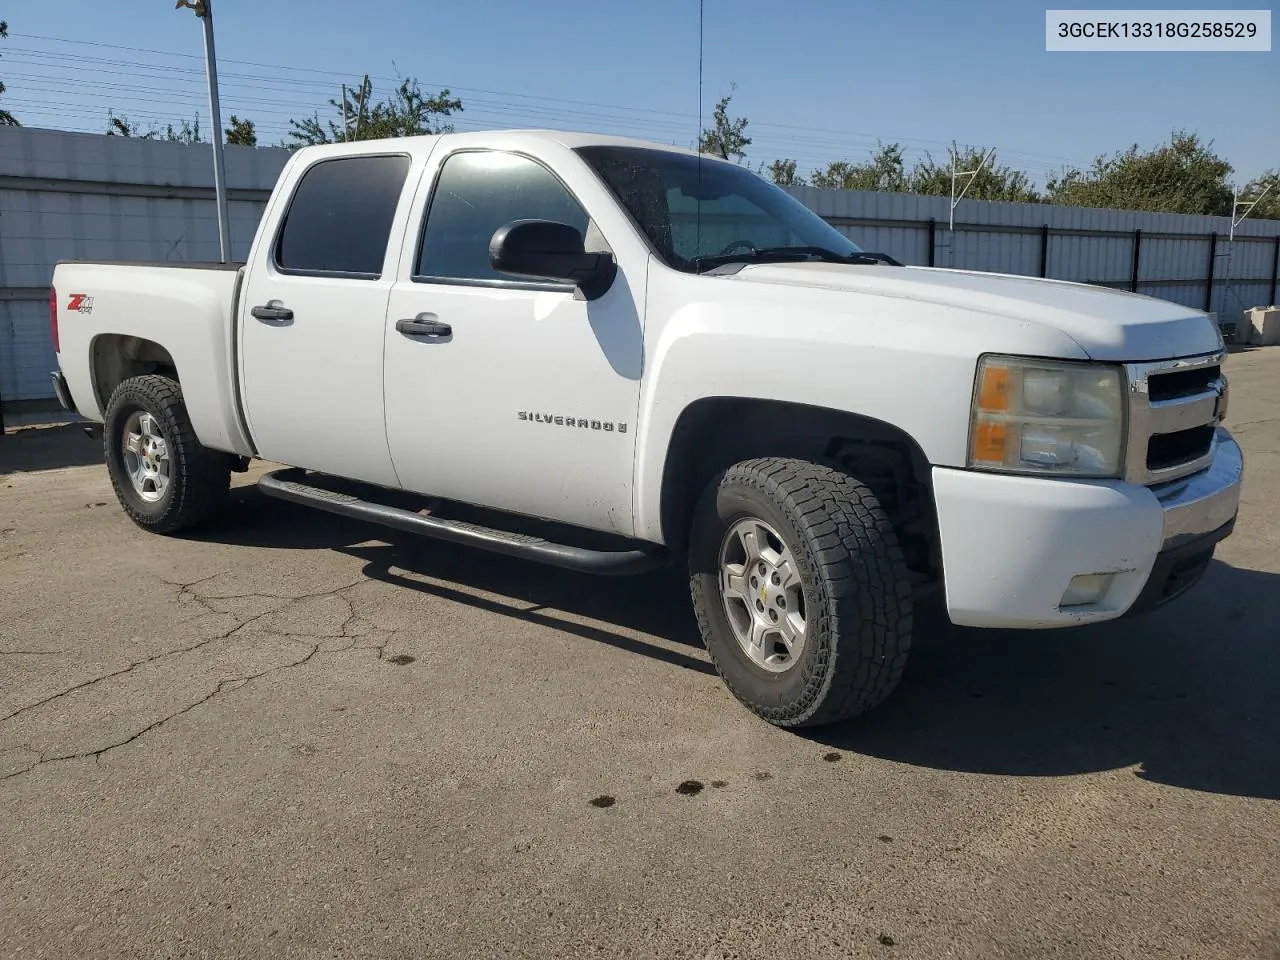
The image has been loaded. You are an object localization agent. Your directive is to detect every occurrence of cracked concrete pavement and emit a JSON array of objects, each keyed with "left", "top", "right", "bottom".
[{"left": 2, "top": 349, "right": 1279, "bottom": 959}]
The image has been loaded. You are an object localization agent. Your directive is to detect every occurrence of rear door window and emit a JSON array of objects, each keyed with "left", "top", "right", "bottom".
[{"left": 275, "top": 154, "right": 411, "bottom": 278}]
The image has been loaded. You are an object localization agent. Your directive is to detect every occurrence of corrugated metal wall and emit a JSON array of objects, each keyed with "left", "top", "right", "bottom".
[
  {"left": 2, "top": 126, "right": 1278, "bottom": 407},
  {"left": 0, "top": 127, "right": 289, "bottom": 404}
]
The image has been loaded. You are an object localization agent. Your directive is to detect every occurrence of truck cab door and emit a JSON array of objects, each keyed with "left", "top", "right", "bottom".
[
  {"left": 382, "top": 146, "right": 647, "bottom": 536},
  {"left": 238, "top": 151, "right": 420, "bottom": 488}
]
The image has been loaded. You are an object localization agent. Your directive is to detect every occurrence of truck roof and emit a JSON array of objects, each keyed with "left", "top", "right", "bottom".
[{"left": 291, "top": 128, "right": 705, "bottom": 161}]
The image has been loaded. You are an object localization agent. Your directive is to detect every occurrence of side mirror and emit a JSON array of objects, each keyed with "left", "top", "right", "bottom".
[{"left": 489, "top": 219, "right": 617, "bottom": 300}]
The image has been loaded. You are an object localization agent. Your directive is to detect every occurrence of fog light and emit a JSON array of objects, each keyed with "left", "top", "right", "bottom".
[{"left": 1060, "top": 573, "right": 1115, "bottom": 608}]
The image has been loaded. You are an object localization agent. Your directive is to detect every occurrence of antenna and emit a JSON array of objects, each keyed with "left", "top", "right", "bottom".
[
  {"left": 1220, "top": 180, "right": 1276, "bottom": 333},
  {"left": 1231, "top": 181, "right": 1274, "bottom": 241},
  {"left": 949, "top": 144, "right": 996, "bottom": 231}
]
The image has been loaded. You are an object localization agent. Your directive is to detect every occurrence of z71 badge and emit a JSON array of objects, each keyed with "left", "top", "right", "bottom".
[
  {"left": 517, "top": 411, "right": 627, "bottom": 433},
  {"left": 66, "top": 294, "right": 95, "bottom": 314}
]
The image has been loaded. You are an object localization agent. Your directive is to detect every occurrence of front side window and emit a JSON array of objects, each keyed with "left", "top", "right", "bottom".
[
  {"left": 575, "top": 145, "right": 864, "bottom": 273},
  {"left": 417, "top": 151, "right": 590, "bottom": 282},
  {"left": 275, "top": 154, "right": 410, "bottom": 277}
]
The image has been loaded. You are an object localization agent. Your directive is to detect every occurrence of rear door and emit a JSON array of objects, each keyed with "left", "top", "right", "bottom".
[{"left": 238, "top": 150, "right": 420, "bottom": 487}]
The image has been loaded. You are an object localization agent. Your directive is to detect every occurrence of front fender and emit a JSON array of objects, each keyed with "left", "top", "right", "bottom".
[{"left": 631, "top": 280, "right": 1087, "bottom": 544}]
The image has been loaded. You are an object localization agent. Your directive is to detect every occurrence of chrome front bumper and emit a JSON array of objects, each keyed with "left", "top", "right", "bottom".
[
  {"left": 1126, "top": 427, "right": 1242, "bottom": 616},
  {"left": 1152, "top": 427, "right": 1243, "bottom": 550}
]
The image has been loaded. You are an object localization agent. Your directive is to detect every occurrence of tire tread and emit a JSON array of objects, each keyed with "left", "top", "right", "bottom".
[
  {"left": 104, "top": 374, "right": 230, "bottom": 534},
  {"left": 690, "top": 457, "right": 913, "bottom": 728}
]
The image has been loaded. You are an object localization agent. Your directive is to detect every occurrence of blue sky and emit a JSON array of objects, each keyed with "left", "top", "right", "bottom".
[{"left": 3, "top": 0, "right": 1277, "bottom": 184}]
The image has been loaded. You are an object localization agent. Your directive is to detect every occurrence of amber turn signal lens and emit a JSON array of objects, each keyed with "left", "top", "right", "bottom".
[
  {"left": 972, "top": 421, "right": 1007, "bottom": 464},
  {"left": 978, "top": 365, "right": 1010, "bottom": 411}
]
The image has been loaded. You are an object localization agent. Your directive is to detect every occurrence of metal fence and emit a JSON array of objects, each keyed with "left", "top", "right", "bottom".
[
  {"left": 1, "top": 126, "right": 1278, "bottom": 420},
  {"left": 785, "top": 184, "right": 1280, "bottom": 326}
]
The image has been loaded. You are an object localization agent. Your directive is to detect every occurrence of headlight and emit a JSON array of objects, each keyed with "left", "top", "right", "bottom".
[{"left": 968, "top": 355, "right": 1125, "bottom": 477}]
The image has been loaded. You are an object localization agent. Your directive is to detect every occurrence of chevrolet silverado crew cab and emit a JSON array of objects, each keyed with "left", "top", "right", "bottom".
[{"left": 49, "top": 130, "right": 1243, "bottom": 728}]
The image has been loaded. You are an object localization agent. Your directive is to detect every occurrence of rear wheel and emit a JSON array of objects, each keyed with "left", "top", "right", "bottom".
[
  {"left": 104, "top": 374, "right": 231, "bottom": 533},
  {"left": 689, "top": 457, "right": 913, "bottom": 728}
]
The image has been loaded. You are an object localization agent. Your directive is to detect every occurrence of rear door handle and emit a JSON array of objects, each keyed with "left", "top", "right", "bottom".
[
  {"left": 251, "top": 301, "right": 294, "bottom": 323},
  {"left": 396, "top": 313, "right": 452, "bottom": 339}
]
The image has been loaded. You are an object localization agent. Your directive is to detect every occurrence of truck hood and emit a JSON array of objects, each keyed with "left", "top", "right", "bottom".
[{"left": 730, "top": 262, "right": 1223, "bottom": 361}]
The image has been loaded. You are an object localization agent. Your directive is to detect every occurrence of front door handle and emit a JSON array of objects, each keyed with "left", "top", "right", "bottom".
[
  {"left": 396, "top": 313, "right": 452, "bottom": 339},
  {"left": 251, "top": 301, "right": 294, "bottom": 323}
]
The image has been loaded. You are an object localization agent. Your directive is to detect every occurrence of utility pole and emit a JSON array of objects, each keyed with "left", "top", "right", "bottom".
[{"left": 176, "top": 0, "right": 231, "bottom": 263}]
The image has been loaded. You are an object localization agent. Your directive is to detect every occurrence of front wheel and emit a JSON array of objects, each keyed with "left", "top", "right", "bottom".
[
  {"left": 688, "top": 457, "right": 913, "bottom": 728},
  {"left": 104, "top": 374, "right": 231, "bottom": 533}
]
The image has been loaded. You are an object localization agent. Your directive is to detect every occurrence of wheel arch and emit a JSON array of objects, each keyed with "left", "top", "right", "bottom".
[
  {"left": 657, "top": 397, "right": 940, "bottom": 580},
  {"left": 90, "top": 333, "right": 179, "bottom": 413}
]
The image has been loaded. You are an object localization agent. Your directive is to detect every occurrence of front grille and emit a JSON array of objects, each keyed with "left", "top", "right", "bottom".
[
  {"left": 1148, "top": 425, "right": 1216, "bottom": 472},
  {"left": 1125, "top": 351, "right": 1225, "bottom": 485},
  {"left": 1148, "top": 365, "right": 1220, "bottom": 402}
]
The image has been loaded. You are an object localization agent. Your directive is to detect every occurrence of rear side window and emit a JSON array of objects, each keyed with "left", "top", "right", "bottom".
[
  {"left": 417, "top": 151, "right": 589, "bottom": 283},
  {"left": 275, "top": 155, "right": 411, "bottom": 278}
]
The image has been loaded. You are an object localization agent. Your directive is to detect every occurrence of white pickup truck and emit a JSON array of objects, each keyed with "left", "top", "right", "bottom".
[{"left": 49, "top": 130, "right": 1242, "bottom": 728}]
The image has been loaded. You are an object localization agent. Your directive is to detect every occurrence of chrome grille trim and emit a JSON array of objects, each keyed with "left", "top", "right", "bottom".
[{"left": 1124, "top": 351, "right": 1227, "bottom": 485}]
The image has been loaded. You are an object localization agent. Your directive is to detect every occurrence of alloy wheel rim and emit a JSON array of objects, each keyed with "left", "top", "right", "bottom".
[
  {"left": 122, "top": 411, "right": 170, "bottom": 503},
  {"left": 718, "top": 517, "right": 807, "bottom": 673}
]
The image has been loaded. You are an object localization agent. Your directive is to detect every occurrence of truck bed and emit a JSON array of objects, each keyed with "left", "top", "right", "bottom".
[{"left": 51, "top": 260, "right": 254, "bottom": 457}]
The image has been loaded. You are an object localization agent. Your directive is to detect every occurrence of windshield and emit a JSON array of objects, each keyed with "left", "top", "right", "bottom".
[{"left": 575, "top": 145, "right": 863, "bottom": 273}]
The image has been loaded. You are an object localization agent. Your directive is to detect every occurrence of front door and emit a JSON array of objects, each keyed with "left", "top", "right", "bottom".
[
  {"left": 239, "top": 151, "right": 417, "bottom": 488},
  {"left": 382, "top": 148, "right": 644, "bottom": 535}
]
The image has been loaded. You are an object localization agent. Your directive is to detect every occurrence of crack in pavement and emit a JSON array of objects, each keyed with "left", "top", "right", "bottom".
[
  {"left": 0, "top": 570, "right": 403, "bottom": 781},
  {"left": 1, "top": 642, "right": 326, "bottom": 782},
  {"left": 1, "top": 575, "right": 367, "bottom": 726}
]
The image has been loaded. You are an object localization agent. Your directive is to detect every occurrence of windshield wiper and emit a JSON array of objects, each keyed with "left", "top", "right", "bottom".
[
  {"left": 692, "top": 246, "right": 902, "bottom": 273},
  {"left": 755, "top": 246, "right": 903, "bottom": 266}
]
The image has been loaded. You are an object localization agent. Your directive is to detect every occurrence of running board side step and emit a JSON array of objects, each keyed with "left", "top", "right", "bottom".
[{"left": 257, "top": 468, "right": 668, "bottom": 576}]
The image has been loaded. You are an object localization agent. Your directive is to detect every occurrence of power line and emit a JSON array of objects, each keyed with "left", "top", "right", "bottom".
[{"left": 6, "top": 33, "right": 1097, "bottom": 172}]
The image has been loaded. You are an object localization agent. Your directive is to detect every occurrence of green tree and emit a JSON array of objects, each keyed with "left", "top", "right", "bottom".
[
  {"left": 763, "top": 158, "right": 804, "bottom": 186},
  {"left": 0, "top": 19, "right": 17, "bottom": 127},
  {"left": 106, "top": 111, "right": 151, "bottom": 138},
  {"left": 908, "top": 145, "right": 1040, "bottom": 202},
  {"left": 225, "top": 115, "right": 257, "bottom": 147},
  {"left": 106, "top": 112, "right": 200, "bottom": 142},
  {"left": 287, "top": 75, "right": 462, "bottom": 146},
  {"left": 810, "top": 143, "right": 908, "bottom": 192},
  {"left": 160, "top": 116, "right": 201, "bottom": 144},
  {"left": 698, "top": 85, "right": 751, "bottom": 162},
  {"left": 1045, "top": 130, "right": 1232, "bottom": 215},
  {"left": 1240, "top": 170, "right": 1280, "bottom": 221},
  {"left": 106, "top": 112, "right": 202, "bottom": 143}
]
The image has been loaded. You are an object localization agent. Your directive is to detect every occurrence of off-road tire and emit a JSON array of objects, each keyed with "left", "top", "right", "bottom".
[
  {"left": 104, "top": 374, "right": 231, "bottom": 533},
  {"left": 689, "top": 457, "right": 913, "bottom": 728}
]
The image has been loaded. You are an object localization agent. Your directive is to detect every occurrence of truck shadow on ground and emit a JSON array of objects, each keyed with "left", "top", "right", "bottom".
[
  {"left": 0, "top": 424, "right": 101, "bottom": 474},
  {"left": 198, "top": 486, "right": 1279, "bottom": 801},
  {"left": 812, "top": 565, "right": 1280, "bottom": 801}
]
